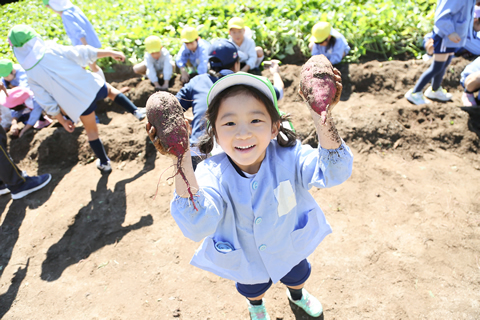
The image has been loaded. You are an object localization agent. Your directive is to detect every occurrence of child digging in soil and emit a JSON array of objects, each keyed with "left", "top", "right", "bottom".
[
  {"left": 405, "top": 0, "right": 479, "bottom": 105},
  {"left": 308, "top": 22, "right": 350, "bottom": 65},
  {"left": 0, "top": 87, "right": 52, "bottom": 138},
  {"left": 0, "top": 58, "right": 52, "bottom": 135},
  {"left": 228, "top": 17, "right": 264, "bottom": 72},
  {"left": 147, "top": 70, "right": 353, "bottom": 319},
  {"left": 175, "top": 26, "right": 210, "bottom": 84},
  {"left": 133, "top": 35, "right": 174, "bottom": 91},
  {"left": 7, "top": 24, "right": 143, "bottom": 172}
]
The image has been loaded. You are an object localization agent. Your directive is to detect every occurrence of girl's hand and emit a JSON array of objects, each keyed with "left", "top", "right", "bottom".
[
  {"left": 10, "top": 124, "right": 19, "bottom": 137},
  {"left": 61, "top": 119, "right": 75, "bottom": 133},
  {"left": 110, "top": 51, "right": 125, "bottom": 62},
  {"left": 146, "top": 122, "right": 184, "bottom": 161},
  {"left": 329, "top": 67, "right": 343, "bottom": 111},
  {"left": 297, "top": 67, "right": 343, "bottom": 117},
  {"left": 425, "top": 38, "right": 434, "bottom": 55},
  {"left": 448, "top": 32, "right": 461, "bottom": 43}
]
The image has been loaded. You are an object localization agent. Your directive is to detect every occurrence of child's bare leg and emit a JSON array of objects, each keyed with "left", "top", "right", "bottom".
[
  {"left": 80, "top": 112, "right": 99, "bottom": 141},
  {"left": 432, "top": 52, "right": 452, "bottom": 62},
  {"left": 81, "top": 111, "right": 109, "bottom": 165},
  {"left": 107, "top": 82, "right": 120, "bottom": 100},
  {"left": 106, "top": 83, "right": 144, "bottom": 118},
  {"left": 248, "top": 292, "right": 266, "bottom": 303}
]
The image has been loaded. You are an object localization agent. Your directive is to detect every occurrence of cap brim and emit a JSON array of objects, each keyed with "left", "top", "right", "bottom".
[{"left": 207, "top": 72, "right": 278, "bottom": 112}]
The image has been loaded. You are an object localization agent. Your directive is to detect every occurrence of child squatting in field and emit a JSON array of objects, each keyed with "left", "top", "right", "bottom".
[
  {"left": 0, "top": 59, "right": 52, "bottom": 136},
  {"left": 0, "top": 86, "right": 52, "bottom": 138},
  {"left": 228, "top": 17, "right": 264, "bottom": 72},
  {"left": 308, "top": 21, "right": 350, "bottom": 65},
  {"left": 405, "top": 0, "right": 479, "bottom": 105},
  {"left": 148, "top": 71, "right": 353, "bottom": 318},
  {"left": 7, "top": 24, "right": 140, "bottom": 173},
  {"left": 133, "top": 35, "right": 174, "bottom": 91},
  {"left": 175, "top": 26, "right": 211, "bottom": 84}
]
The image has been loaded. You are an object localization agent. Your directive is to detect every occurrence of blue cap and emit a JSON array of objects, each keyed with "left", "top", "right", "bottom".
[{"left": 208, "top": 39, "right": 238, "bottom": 69}]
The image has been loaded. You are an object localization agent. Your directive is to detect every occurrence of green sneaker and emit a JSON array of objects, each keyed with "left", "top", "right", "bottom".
[
  {"left": 287, "top": 288, "right": 323, "bottom": 318},
  {"left": 247, "top": 299, "right": 270, "bottom": 320}
]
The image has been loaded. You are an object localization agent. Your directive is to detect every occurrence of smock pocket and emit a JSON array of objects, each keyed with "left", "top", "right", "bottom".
[
  {"left": 290, "top": 209, "right": 319, "bottom": 252},
  {"left": 455, "top": 20, "right": 468, "bottom": 38},
  {"left": 204, "top": 238, "right": 243, "bottom": 271},
  {"left": 274, "top": 180, "right": 297, "bottom": 217}
]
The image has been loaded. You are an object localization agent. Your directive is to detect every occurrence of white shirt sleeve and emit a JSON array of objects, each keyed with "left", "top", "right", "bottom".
[{"left": 61, "top": 44, "right": 98, "bottom": 67}]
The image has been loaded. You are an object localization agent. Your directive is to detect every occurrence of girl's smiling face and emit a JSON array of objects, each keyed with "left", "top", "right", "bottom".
[{"left": 215, "top": 93, "right": 279, "bottom": 174}]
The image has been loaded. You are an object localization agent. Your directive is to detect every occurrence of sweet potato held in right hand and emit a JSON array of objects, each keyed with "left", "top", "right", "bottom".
[{"left": 300, "top": 54, "right": 341, "bottom": 124}]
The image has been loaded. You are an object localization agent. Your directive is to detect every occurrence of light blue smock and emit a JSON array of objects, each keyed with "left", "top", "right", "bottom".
[
  {"left": 171, "top": 140, "right": 353, "bottom": 284},
  {"left": 62, "top": 6, "right": 102, "bottom": 48},
  {"left": 434, "top": 0, "right": 476, "bottom": 48},
  {"left": 175, "top": 39, "right": 210, "bottom": 75}
]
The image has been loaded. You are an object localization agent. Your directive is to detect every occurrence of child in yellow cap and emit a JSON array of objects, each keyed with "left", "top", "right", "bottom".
[
  {"left": 308, "top": 22, "right": 350, "bottom": 65},
  {"left": 133, "top": 36, "right": 173, "bottom": 91},
  {"left": 175, "top": 26, "right": 211, "bottom": 83},
  {"left": 228, "top": 17, "right": 264, "bottom": 72}
]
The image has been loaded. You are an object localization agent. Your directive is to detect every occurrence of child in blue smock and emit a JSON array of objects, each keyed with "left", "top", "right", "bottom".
[
  {"left": 133, "top": 35, "right": 173, "bottom": 91},
  {"left": 176, "top": 26, "right": 210, "bottom": 83},
  {"left": 405, "top": 0, "right": 478, "bottom": 105},
  {"left": 228, "top": 17, "right": 265, "bottom": 72},
  {"left": 423, "top": 6, "right": 480, "bottom": 59},
  {"left": 147, "top": 71, "right": 353, "bottom": 319},
  {"left": 43, "top": 0, "right": 104, "bottom": 78},
  {"left": 309, "top": 22, "right": 350, "bottom": 65}
]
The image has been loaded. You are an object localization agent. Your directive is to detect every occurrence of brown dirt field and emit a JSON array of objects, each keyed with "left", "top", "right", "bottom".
[{"left": 1, "top": 56, "right": 480, "bottom": 320}]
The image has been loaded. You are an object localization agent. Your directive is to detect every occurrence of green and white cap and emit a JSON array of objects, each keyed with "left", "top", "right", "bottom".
[
  {"left": 207, "top": 72, "right": 279, "bottom": 113},
  {"left": 0, "top": 59, "right": 14, "bottom": 77},
  {"left": 8, "top": 25, "right": 45, "bottom": 71},
  {"left": 43, "top": 0, "right": 73, "bottom": 11}
]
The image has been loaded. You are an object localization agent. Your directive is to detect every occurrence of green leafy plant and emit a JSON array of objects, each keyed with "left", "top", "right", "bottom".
[{"left": 1, "top": 0, "right": 437, "bottom": 69}]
